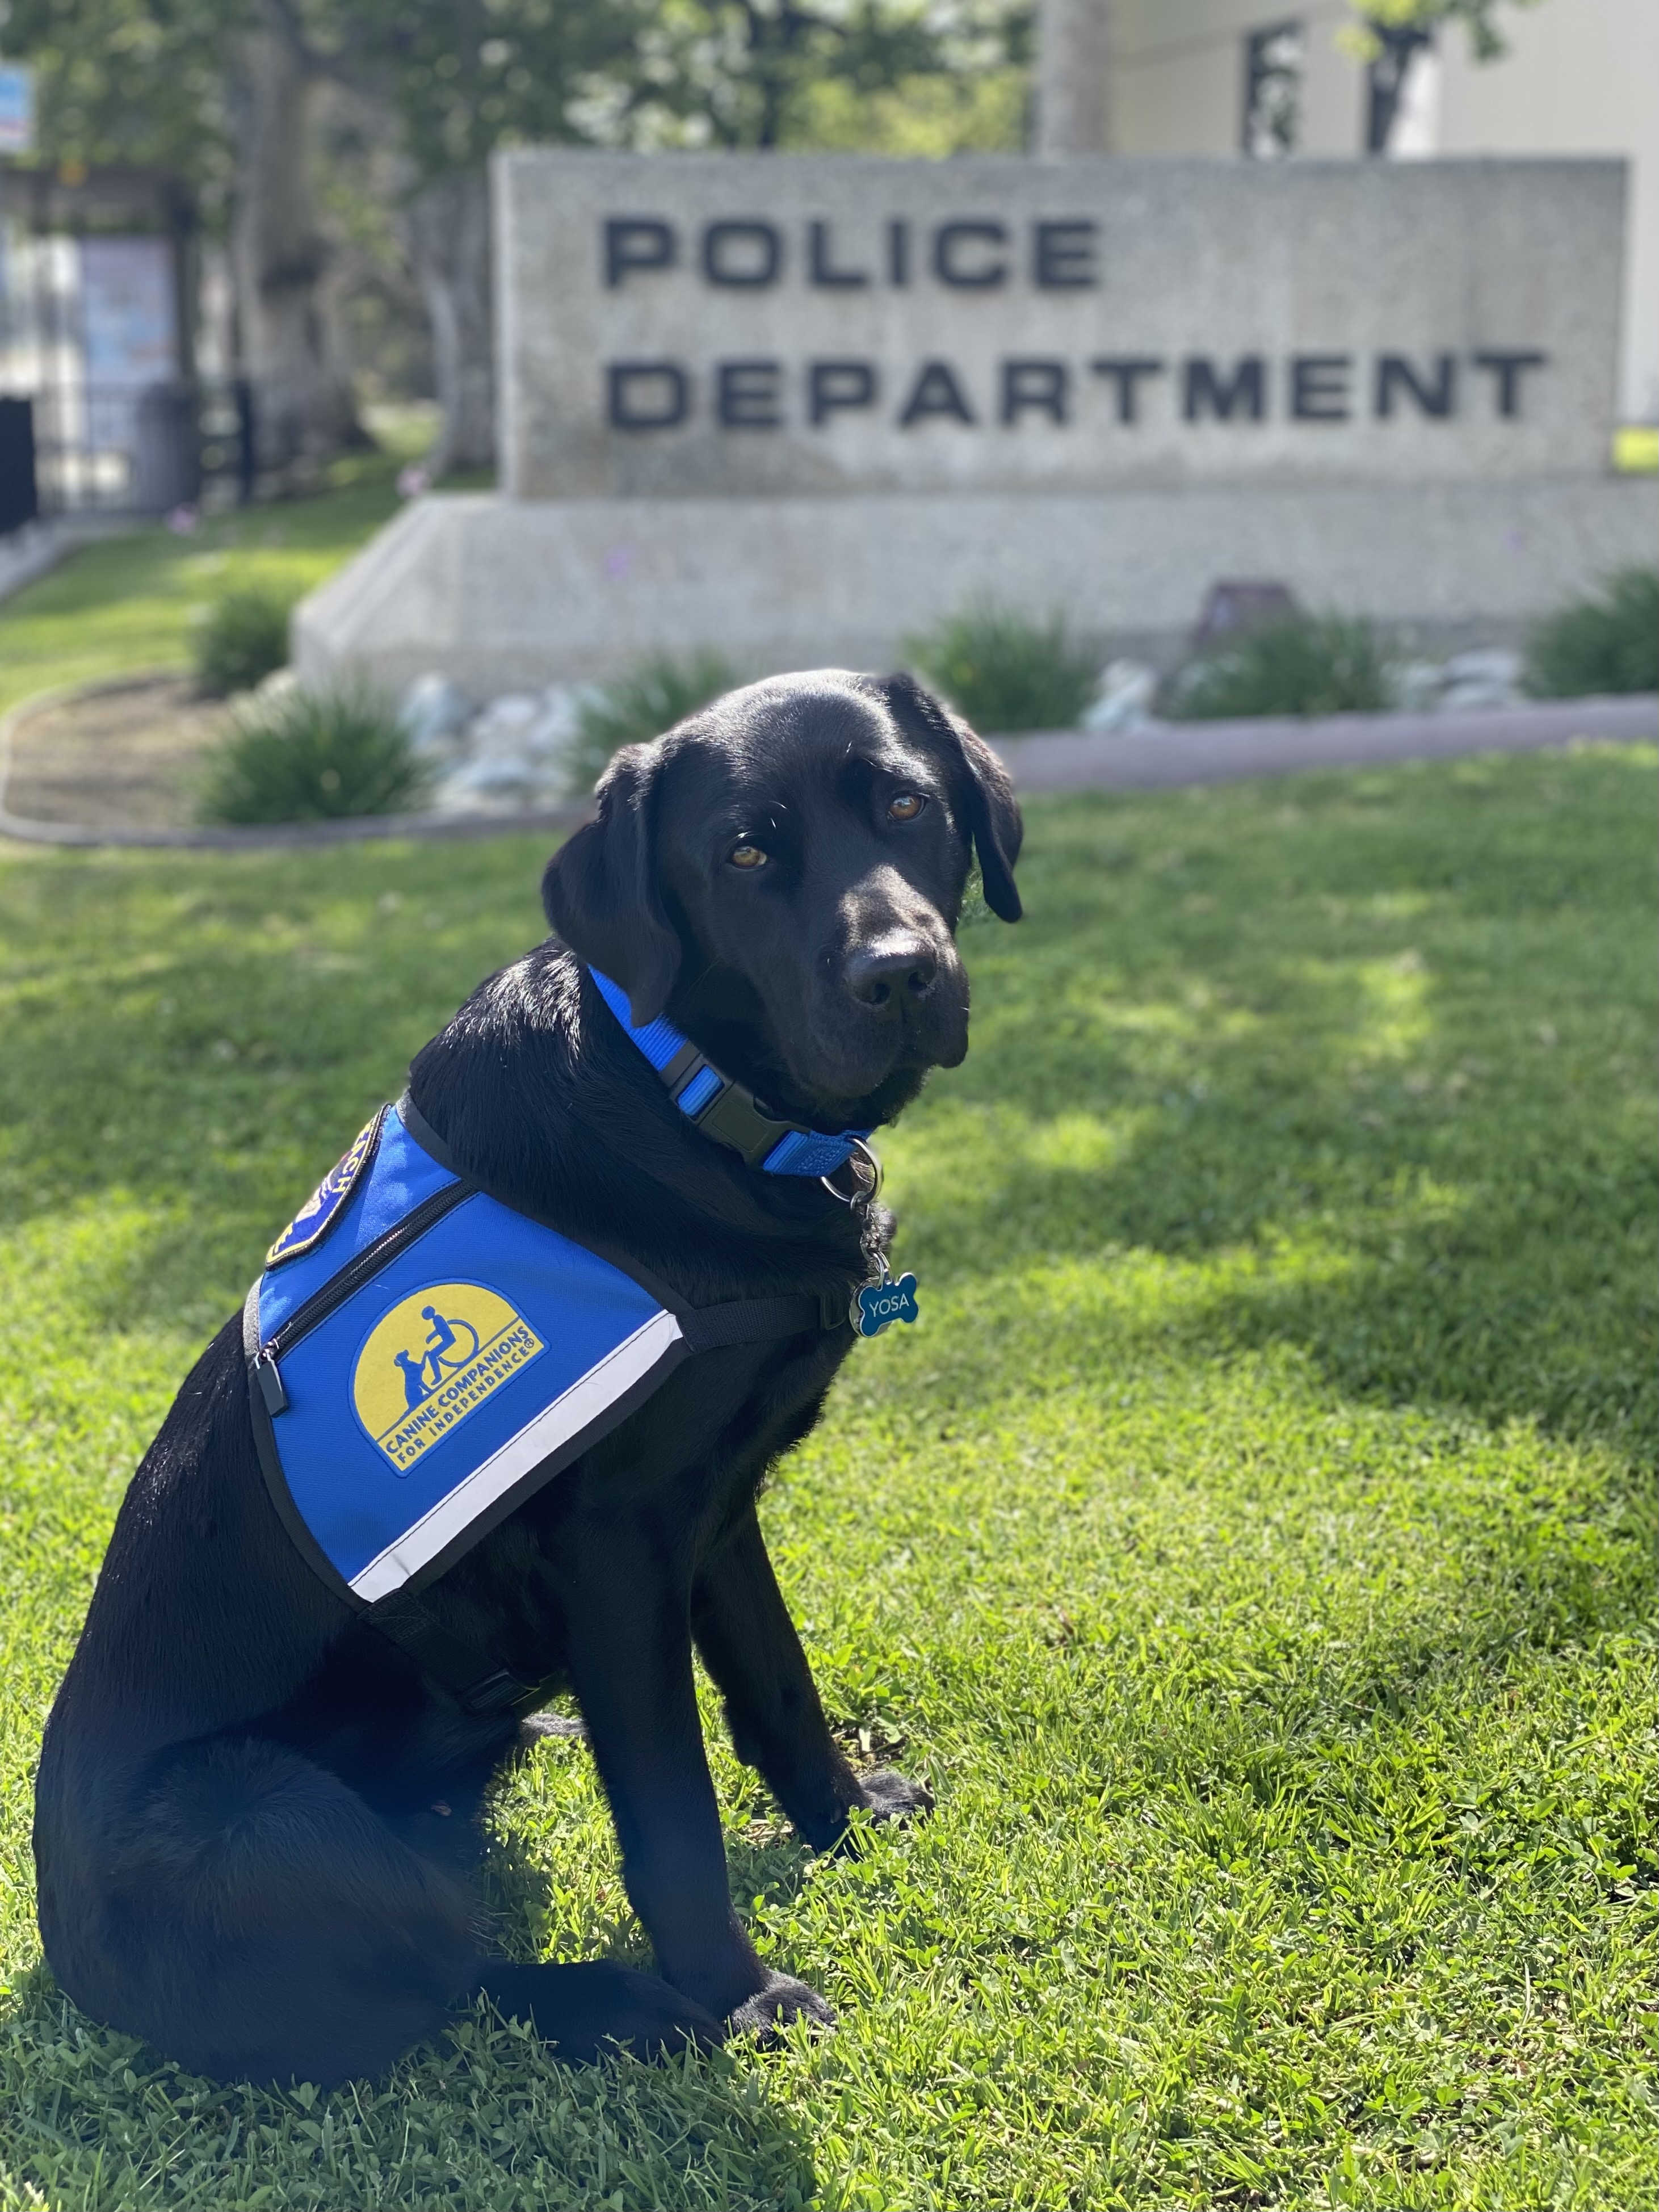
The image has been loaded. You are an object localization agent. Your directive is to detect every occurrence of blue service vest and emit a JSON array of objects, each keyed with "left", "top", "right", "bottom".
[{"left": 245, "top": 1101, "right": 831, "bottom": 1611}]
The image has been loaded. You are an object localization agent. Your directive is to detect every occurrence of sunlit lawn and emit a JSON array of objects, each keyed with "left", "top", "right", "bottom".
[{"left": 1, "top": 747, "right": 1654, "bottom": 2209}]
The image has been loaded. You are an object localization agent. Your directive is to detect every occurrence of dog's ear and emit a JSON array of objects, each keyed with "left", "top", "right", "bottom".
[
  {"left": 874, "top": 671, "right": 1023, "bottom": 921},
  {"left": 541, "top": 744, "right": 681, "bottom": 1023}
]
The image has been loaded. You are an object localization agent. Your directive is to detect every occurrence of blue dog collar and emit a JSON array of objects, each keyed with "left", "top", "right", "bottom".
[{"left": 589, "top": 967, "right": 872, "bottom": 1181}]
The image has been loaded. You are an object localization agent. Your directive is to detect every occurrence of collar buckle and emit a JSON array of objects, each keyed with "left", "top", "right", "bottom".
[
  {"left": 589, "top": 965, "right": 871, "bottom": 1181},
  {"left": 684, "top": 1069, "right": 800, "bottom": 1169}
]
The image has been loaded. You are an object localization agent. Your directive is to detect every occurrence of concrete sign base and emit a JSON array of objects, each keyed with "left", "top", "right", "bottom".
[{"left": 293, "top": 478, "right": 1658, "bottom": 696}]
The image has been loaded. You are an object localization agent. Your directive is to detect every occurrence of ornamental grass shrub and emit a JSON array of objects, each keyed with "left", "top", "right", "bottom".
[
  {"left": 906, "top": 606, "right": 1098, "bottom": 732},
  {"left": 195, "top": 685, "right": 430, "bottom": 825},
  {"left": 1524, "top": 566, "right": 1659, "bottom": 698},
  {"left": 565, "top": 650, "right": 740, "bottom": 794},
  {"left": 192, "top": 587, "right": 296, "bottom": 698},
  {"left": 1164, "top": 612, "right": 1392, "bottom": 720}
]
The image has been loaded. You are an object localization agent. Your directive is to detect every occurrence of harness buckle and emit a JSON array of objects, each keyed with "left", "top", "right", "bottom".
[{"left": 457, "top": 1668, "right": 540, "bottom": 1718}]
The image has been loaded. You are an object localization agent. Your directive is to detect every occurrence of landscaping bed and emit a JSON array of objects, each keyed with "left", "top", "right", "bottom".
[{"left": 0, "top": 674, "right": 229, "bottom": 832}]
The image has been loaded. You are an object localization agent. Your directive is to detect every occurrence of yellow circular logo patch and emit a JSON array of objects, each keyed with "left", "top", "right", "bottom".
[{"left": 353, "top": 1282, "right": 545, "bottom": 1474}]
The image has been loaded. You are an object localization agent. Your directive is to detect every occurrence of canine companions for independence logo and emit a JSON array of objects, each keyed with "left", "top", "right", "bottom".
[{"left": 352, "top": 1282, "right": 545, "bottom": 1473}]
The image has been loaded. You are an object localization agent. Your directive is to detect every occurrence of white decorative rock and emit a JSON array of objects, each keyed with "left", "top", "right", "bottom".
[
  {"left": 1391, "top": 660, "right": 1446, "bottom": 713},
  {"left": 396, "top": 672, "right": 474, "bottom": 758},
  {"left": 1435, "top": 646, "right": 1524, "bottom": 711},
  {"left": 1081, "top": 659, "right": 1158, "bottom": 733},
  {"left": 466, "top": 693, "right": 543, "bottom": 755},
  {"left": 430, "top": 754, "right": 536, "bottom": 814}
]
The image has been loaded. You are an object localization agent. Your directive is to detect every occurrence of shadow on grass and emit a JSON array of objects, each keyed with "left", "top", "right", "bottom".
[
  {"left": 890, "top": 853, "right": 1656, "bottom": 1451},
  {"left": 1, "top": 1950, "right": 822, "bottom": 2211},
  {"left": 894, "top": 1085, "right": 1656, "bottom": 1450}
]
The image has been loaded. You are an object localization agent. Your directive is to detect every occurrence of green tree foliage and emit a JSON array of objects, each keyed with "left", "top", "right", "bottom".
[
  {"left": 627, "top": 1, "right": 1019, "bottom": 153},
  {"left": 324, "top": 1, "right": 1027, "bottom": 171},
  {"left": 1351, "top": 1, "right": 1543, "bottom": 65},
  {"left": 0, "top": 0, "right": 237, "bottom": 199},
  {"left": 317, "top": 1, "right": 654, "bottom": 178},
  {"left": 3, "top": 3, "right": 1029, "bottom": 202}
]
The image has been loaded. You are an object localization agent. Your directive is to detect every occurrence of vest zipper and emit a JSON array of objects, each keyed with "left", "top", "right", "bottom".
[{"left": 253, "top": 1181, "right": 471, "bottom": 1415}]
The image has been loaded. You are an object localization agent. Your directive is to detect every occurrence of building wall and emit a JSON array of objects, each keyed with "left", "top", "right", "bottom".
[
  {"left": 1105, "top": 0, "right": 1657, "bottom": 421},
  {"left": 1110, "top": 2, "right": 1357, "bottom": 157},
  {"left": 1430, "top": 2, "right": 1658, "bottom": 422}
]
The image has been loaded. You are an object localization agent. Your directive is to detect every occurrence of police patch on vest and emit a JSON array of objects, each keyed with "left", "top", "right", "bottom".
[
  {"left": 266, "top": 1107, "right": 386, "bottom": 1267},
  {"left": 354, "top": 1282, "right": 547, "bottom": 1472}
]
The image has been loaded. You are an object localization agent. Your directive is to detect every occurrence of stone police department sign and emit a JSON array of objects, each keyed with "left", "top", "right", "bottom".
[{"left": 496, "top": 153, "right": 1624, "bottom": 500}]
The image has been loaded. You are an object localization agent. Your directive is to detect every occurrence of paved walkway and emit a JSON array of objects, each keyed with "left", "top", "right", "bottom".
[
  {"left": 992, "top": 694, "right": 1658, "bottom": 793},
  {"left": 2, "top": 691, "right": 1653, "bottom": 851}
]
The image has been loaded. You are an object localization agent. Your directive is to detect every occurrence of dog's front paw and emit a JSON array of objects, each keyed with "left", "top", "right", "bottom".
[
  {"left": 857, "top": 1766, "right": 934, "bottom": 1825},
  {"left": 726, "top": 1971, "right": 836, "bottom": 2045}
]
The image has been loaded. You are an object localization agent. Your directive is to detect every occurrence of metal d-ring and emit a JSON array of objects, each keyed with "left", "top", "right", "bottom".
[{"left": 821, "top": 1138, "right": 883, "bottom": 1207}]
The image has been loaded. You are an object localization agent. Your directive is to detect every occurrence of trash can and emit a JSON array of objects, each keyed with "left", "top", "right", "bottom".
[
  {"left": 0, "top": 396, "right": 39, "bottom": 535},
  {"left": 133, "top": 381, "right": 201, "bottom": 513}
]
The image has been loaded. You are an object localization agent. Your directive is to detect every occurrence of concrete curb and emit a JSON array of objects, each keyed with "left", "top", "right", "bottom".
[
  {"left": 1, "top": 679, "right": 1653, "bottom": 853},
  {"left": 993, "top": 693, "right": 1659, "bottom": 793}
]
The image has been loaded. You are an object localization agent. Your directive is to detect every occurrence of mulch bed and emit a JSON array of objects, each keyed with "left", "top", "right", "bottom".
[{"left": 2, "top": 673, "right": 231, "bottom": 831}]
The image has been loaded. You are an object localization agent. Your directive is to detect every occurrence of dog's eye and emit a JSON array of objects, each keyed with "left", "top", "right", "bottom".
[
  {"left": 728, "top": 841, "right": 767, "bottom": 870},
  {"left": 887, "top": 792, "right": 926, "bottom": 822}
]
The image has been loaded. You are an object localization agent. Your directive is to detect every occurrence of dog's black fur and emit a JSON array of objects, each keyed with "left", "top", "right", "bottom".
[{"left": 32, "top": 669, "right": 1021, "bottom": 2087}]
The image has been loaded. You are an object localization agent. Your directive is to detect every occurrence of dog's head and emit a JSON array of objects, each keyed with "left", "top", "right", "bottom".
[{"left": 543, "top": 669, "right": 1022, "bottom": 1129}]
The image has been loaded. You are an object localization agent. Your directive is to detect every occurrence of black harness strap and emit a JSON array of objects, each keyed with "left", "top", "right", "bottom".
[
  {"left": 369, "top": 1587, "right": 548, "bottom": 1718},
  {"left": 681, "top": 1289, "right": 843, "bottom": 1345}
]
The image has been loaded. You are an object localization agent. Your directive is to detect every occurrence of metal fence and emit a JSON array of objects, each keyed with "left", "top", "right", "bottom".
[{"left": 6, "top": 377, "right": 256, "bottom": 524}]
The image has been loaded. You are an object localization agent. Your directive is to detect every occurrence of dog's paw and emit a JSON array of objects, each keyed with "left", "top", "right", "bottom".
[
  {"left": 857, "top": 1766, "right": 934, "bottom": 1825},
  {"left": 858, "top": 1769, "right": 938, "bottom": 1823},
  {"left": 726, "top": 1971, "right": 836, "bottom": 2046},
  {"left": 813, "top": 1767, "right": 934, "bottom": 1857}
]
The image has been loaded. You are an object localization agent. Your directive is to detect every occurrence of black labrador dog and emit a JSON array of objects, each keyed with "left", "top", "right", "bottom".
[{"left": 33, "top": 668, "right": 1021, "bottom": 2087}]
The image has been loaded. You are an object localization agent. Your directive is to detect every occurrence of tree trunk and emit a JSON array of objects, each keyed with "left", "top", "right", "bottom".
[
  {"left": 1035, "top": 0, "right": 1114, "bottom": 158},
  {"left": 405, "top": 169, "right": 495, "bottom": 479},
  {"left": 1366, "top": 27, "right": 1434, "bottom": 155},
  {"left": 226, "top": 7, "right": 362, "bottom": 472}
]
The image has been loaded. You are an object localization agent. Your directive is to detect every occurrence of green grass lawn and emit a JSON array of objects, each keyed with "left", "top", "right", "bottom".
[
  {"left": 1, "top": 747, "right": 1654, "bottom": 2210},
  {"left": 0, "top": 445, "right": 435, "bottom": 721}
]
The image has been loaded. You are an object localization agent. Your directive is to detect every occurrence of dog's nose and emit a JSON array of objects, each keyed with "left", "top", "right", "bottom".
[{"left": 845, "top": 937, "right": 938, "bottom": 1011}]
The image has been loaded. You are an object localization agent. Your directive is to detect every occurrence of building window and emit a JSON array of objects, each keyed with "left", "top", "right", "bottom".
[
  {"left": 1241, "top": 19, "right": 1305, "bottom": 160},
  {"left": 1366, "top": 24, "right": 1435, "bottom": 154}
]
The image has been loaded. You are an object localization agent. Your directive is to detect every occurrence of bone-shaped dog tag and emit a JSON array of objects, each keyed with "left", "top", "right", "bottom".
[{"left": 851, "top": 1271, "right": 919, "bottom": 1338}]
